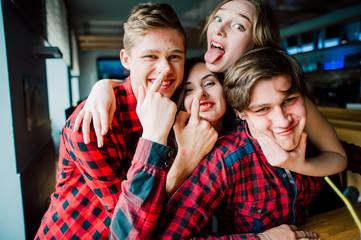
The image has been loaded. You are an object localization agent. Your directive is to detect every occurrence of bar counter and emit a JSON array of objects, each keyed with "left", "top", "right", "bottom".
[{"left": 301, "top": 202, "right": 361, "bottom": 239}]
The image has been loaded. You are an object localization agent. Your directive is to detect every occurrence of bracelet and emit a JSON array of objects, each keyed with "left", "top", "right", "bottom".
[{"left": 258, "top": 232, "right": 271, "bottom": 240}]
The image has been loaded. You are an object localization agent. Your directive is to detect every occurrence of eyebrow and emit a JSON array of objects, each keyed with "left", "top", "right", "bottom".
[
  {"left": 185, "top": 73, "right": 217, "bottom": 85},
  {"left": 219, "top": 7, "right": 252, "bottom": 24}
]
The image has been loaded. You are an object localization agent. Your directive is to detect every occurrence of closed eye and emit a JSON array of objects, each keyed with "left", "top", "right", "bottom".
[{"left": 185, "top": 88, "right": 193, "bottom": 94}]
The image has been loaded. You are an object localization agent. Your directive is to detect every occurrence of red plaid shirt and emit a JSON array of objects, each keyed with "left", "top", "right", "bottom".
[
  {"left": 35, "top": 78, "right": 143, "bottom": 239},
  {"left": 110, "top": 121, "right": 323, "bottom": 239}
]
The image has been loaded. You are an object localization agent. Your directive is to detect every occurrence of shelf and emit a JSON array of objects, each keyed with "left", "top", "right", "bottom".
[{"left": 292, "top": 41, "right": 361, "bottom": 57}]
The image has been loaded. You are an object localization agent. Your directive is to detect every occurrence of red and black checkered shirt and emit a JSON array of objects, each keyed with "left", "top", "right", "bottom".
[
  {"left": 110, "top": 121, "right": 323, "bottom": 239},
  {"left": 35, "top": 78, "right": 142, "bottom": 239}
]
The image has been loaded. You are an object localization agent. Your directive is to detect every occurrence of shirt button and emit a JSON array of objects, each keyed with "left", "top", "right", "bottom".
[
  {"left": 168, "top": 150, "right": 174, "bottom": 158},
  {"left": 283, "top": 174, "right": 287, "bottom": 178},
  {"left": 164, "top": 160, "right": 170, "bottom": 168},
  {"left": 257, "top": 209, "right": 262, "bottom": 214}
]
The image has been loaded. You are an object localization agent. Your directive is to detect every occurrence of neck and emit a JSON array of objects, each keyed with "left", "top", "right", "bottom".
[{"left": 211, "top": 119, "right": 224, "bottom": 135}]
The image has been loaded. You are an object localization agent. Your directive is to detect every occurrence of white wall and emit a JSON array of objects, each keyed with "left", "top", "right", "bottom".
[
  {"left": 0, "top": 0, "right": 26, "bottom": 238},
  {"left": 78, "top": 49, "right": 119, "bottom": 100},
  {"left": 46, "top": 59, "right": 70, "bottom": 150}
]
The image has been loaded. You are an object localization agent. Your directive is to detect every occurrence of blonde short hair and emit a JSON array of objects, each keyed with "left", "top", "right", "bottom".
[{"left": 123, "top": 3, "right": 186, "bottom": 54}]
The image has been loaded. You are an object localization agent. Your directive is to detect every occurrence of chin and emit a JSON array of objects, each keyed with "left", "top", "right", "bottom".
[{"left": 279, "top": 139, "right": 299, "bottom": 151}]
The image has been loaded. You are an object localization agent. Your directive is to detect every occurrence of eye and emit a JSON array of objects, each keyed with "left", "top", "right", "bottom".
[
  {"left": 185, "top": 88, "right": 193, "bottom": 95},
  {"left": 169, "top": 55, "right": 182, "bottom": 60},
  {"left": 233, "top": 23, "right": 245, "bottom": 31},
  {"left": 256, "top": 107, "right": 268, "bottom": 113},
  {"left": 283, "top": 96, "right": 299, "bottom": 106},
  {"left": 214, "top": 16, "right": 222, "bottom": 23},
  {"left": 203, "top": 81, "right": 215, "bottom": 88},
  {"left": 254, "top": 107, "right": 269, "bottom": 115},
  {"left": 144, "top": 55, "right": 157, "bottom": 59}
]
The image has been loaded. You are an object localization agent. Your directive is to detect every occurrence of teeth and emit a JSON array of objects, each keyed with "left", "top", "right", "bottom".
[
  {"left": 211, "top": 42, "right": 224, "bottom": 50},
  {"left": 200, "top": 103, "right": 212, "bottom": 110},
  {"left": 162, "top": 82, "right": 170, "bottom": 86}
]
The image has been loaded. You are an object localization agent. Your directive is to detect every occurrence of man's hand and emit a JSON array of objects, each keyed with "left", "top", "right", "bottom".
[
  {"left": 258, "top": 224, "right": 319, "bottom": 240},
  {"left": 251, "top": 127, "right": 307, "bottom": 171},
  {"left": 137, "top": 68, "right": 177, "bottom": 145}
]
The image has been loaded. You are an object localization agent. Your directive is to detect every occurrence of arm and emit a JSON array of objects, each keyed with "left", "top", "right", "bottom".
[
  {"left": 166, "top": 92, "right": 218, "bottom": 195},
  {"left": 74, "top": 79, "right": 121, "bottom": 147},
  {"left": 64, "top": 102, "right": 131, "bottom": 211},
  {"left": 169, "top": 224, "right": 318, "bottom": 239},
  {"left": 110, "top": 69, "right": 178, "bottom": 240},
  {"left": 303, "top": 98, "right": 347, "bottom": 175},
  {"left": 110, "top": 138, "right": 173, "bottom": 240},
  {"left": 110, "top": 85, "right": 218, "bottom": 239}
]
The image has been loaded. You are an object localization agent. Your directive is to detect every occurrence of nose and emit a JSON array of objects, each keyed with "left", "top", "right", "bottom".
[
  {"left": 200, "top": 89, "right": 208, "bottom": 99},
  {"left": 157, "top": 58, "right": 172, "bottom": 74},
  {"left": 214, "top": 22, "right": 226, "bottom": 37},
  {"left": 273, "top": 107, "right": 292, "bottom": 128}
]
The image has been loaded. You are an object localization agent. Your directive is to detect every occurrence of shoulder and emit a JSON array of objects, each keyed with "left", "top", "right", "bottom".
[{"left": 212, "top": 122, "right": 257, "bottom": 168}]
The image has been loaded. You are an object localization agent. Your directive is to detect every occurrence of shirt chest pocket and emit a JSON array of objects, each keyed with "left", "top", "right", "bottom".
[{"left": 235, "top": 197, "right": 283, "bottom": 233}]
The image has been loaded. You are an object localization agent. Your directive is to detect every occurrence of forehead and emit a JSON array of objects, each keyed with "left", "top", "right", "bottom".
[
  {"left": 133, "top": 28, "right": 185, "bottom": 52},
  {"left": 249, "top": 75, "right": 291, "bottom": 102},
  {"left": 186, "top": 62, "right": 218, "bottom": 83},
  {"left": 218, "top": 0, "right": 255, "bottom": 22}
]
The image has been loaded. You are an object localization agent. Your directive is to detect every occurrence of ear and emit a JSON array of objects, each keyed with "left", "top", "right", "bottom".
[
  {"left": 236, "top": 110, "right": 246, "bottom": 120},
  {"left": 120, "top": 49, "right": 131, "bottom": 70}
]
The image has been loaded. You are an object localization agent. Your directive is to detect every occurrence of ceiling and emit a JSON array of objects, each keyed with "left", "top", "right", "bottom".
[{"left": 63, "top": 0, "right": 361, "bottom": 51}]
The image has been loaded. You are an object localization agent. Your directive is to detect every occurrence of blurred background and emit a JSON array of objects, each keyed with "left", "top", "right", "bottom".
[{"left": 0, "top": 0, "right": 361, "bottom": 239}]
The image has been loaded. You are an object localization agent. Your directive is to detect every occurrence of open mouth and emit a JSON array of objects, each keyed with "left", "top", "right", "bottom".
[
  {"left": 199, "top": 102, "right": 214, "bottom": 112},
  {"left": 150, "top": 79, "right": 174, "bottom": 89},
  {"left": 204, "top": 41, "right": 225, "bottom": 64}
]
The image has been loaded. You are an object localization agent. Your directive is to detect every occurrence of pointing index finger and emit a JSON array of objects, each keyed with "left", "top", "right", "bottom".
[
  {"left": 189, "top": 90, "right": 201, "bottom": 123},
  {"left": 150, "top": 67, "right": 170, "bottom": 93}
]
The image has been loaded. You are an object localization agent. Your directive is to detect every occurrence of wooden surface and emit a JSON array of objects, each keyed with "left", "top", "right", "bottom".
[{"left": 301, "top": 202, "right": 361, "bottom": 239}]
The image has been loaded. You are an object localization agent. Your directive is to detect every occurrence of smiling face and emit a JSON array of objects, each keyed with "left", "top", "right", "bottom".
[
  {"left": 184, "top": 62, "right": 227, "bottom": 133},
  {"left": 121, "top": 28, "right": 185, "bottom": 99},
  {"left": 205, "top": 0, "right": 255, "bottom": 73},
  {"left": 239, "top": 75, "right": 306, "bottom": 151}
]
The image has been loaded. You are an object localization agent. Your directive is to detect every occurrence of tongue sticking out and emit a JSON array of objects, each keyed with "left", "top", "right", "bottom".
[{"left": 204, "top": 47, "right": 225, "bottom": 64}]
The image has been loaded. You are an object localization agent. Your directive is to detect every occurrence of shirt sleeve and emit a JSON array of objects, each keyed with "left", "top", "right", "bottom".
[
  {"left": 154, "top": 149, "right": 233, "bottom": 239},
  {"left": 62, "top": 114, "right": 133, "bottom": 212},
  {"left": 110, "top": 138, "right": 175, "bottom": 240}
]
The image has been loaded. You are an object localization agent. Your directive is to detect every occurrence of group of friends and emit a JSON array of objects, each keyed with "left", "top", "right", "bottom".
[{"left": 35, "top": 0, "right": 361, "bottom": 239}]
